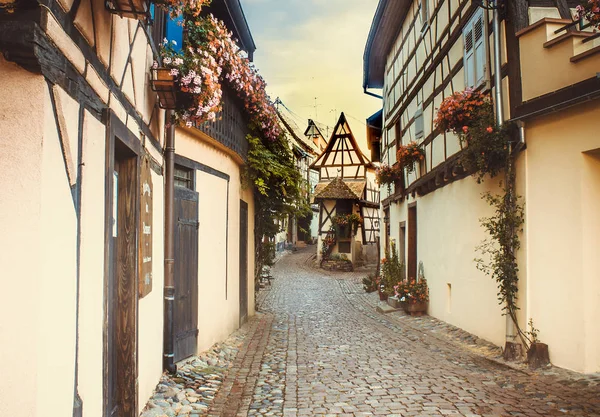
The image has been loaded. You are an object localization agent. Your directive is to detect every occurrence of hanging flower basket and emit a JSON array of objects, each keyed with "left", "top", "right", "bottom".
[
  {"left": 332, "top": 213, "right": 362, "bottom": 237},
  {"left": 150, "top": 68, "right": 178, "bottom": 109},
  {"left": 575, "top": 0, "right": 600, "bottom": 30},
  {"left": 396, "top": 142, "right": 425, "bottom": 174},
  {"left": 434, "top": 89, "right": 490, "bottom": 135},
  {"left": 105, "top": 0, "right": 149, "bottom": 20},
  {"left": 375, "top": 163, "right": 402, "bottom": 185}
]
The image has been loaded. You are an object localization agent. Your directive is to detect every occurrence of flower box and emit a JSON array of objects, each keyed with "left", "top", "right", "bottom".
[
  {"left": 105, "top": 0, "right": 149, "bottom": 20},
  {"left": 150, "top": 68, "right": 177, "bottom": 109},
  {"left": 403, "top": 301, "right": 428, "bottom": 316}
]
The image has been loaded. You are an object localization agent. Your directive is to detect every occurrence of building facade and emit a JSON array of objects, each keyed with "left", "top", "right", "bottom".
[
  {"left": 364, "top": 0, "right": 600, "bottom": 372},
  {"left": 312, "top": 113, "right": 380, "bottom": 266},
  {"left": 0, "top": 0, "right": 259, "bottom": 416}
]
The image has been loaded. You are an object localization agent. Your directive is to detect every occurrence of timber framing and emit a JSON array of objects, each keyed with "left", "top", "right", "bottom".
[{"left": 0, "top": 0, "right": 162, "bottom": 152}]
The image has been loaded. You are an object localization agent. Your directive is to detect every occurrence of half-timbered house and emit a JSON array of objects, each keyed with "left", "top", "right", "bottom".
[
  {"left": 364, "top": 0, "right": 600, "bottom": 372},
  {"left": 312, "top": 113, "right": 380, "bottom": 266},
  {"left": 0, "top": 0, "right": 259, "bottom": 415},
  {"left": 276, "top": 103, "right": 324, "bottom": 245}
]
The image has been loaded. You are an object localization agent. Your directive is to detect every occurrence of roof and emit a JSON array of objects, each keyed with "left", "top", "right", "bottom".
[
  {"left": 363, "top": 0, "right": 411, "bottom": 89},
  {"left": 310, "top": 112, "right": 373, "bottom": 170},
  {"left": 367, "top": 109, "right": 383, "bottom": 128},
  {"left": 209, "top": 0, "right": 256, "bottom": 61},
  {"left": 276, "top": 107, "right": 320, "bottom": 156},
  {"left": 313, "top": 177, "right": 366, "bottom": 200}
]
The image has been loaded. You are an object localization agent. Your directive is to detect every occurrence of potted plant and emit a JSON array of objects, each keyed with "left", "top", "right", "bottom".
[
  {"left": 394, "top": 277, "right": 429, "bottom": 316},
  {"left": 396, "top": 141, "right": 425, "bottom": 174},
  {"left": 320, "top": 230, "right": 336, "bottom": 263},
  {"left": 576, "top": 0, "right": 600, "bottom": 30},
  {"left": 525, "top": 319, "right": 550, "bottom": 369},
  {"left": 379, "top": 242, "right": 405, "bottom": 300}
]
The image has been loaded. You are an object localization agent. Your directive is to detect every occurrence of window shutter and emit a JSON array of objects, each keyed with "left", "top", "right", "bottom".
[
  {"left": 473, "top": 11, "right": 486, "bottom": 86},
  {"left": 414, "top": 107, "right": 424, "bottom": 139},
  {"left": 463, "top": 20, "right": 474, "bottom": 87}
]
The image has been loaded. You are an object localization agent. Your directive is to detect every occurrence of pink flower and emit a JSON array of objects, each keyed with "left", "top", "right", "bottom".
[
  {"left": 486, "top": 126, "right": 493, "bottom": 133},
  {"left": 462, "top": 126, "right": 469, "bottom": 133}
]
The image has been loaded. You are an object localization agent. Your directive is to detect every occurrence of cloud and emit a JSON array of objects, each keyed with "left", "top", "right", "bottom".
[{"left": 243, "top": 0, "right": 382, "bottom": 154}]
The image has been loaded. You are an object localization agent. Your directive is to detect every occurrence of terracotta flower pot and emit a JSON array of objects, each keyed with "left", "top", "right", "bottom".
[
  {"left": 378, "top": 291, "right": 388, "bottom": 301},
  {"left": 403, "top": 301, "right": 428, "bottom": 316}
]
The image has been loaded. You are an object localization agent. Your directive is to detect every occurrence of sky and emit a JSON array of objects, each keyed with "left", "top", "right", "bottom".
[{"left": 241, "top": 0, "right": 382, "bottom": 154}]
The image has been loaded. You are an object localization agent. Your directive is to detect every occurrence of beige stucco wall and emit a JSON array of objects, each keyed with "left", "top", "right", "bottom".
[
  {"left": 0, "top": 59, "right": 77, "bottom": 417},
  {"left": 519, "top": 21, "right": 600, "bottom": 101},
  {"left": 390, "top": 175, "right": 507, "bottom": 347},
  {"left": 77, "top": 110, "right": 107, "bottom": 417},
  {"left": 175, "top": 128, "right": 256, "bottom": 353},
  {"left": 523, "top": 100, "right": 600, "bottom": 373}
]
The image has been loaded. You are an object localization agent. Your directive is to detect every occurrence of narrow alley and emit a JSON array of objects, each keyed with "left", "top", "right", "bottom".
[{"left": 206, "top": 249, "right": 600, "bottom": 417}]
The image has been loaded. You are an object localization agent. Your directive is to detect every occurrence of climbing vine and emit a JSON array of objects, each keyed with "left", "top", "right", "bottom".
[{"left": 436, "top": 88, "right": 528, "bottom": 349}]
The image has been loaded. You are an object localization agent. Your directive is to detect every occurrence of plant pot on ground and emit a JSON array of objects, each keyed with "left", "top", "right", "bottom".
[
  {"left": 527, "top": 342, "right": 550, "bottom": 370},
  {"left": 404, "top": 301, "right": 428, "bottom": 316}
]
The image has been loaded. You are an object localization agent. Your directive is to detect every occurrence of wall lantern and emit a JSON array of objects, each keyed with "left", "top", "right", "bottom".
[
  {"left": 383, "top": 214, "right": 390, "bottom": 224},
  {"left": 105, "top": 0, "right": 150, "bottom": 20},
  {"left": 151, "top": 68, "right": 177, "bottom": 109}
]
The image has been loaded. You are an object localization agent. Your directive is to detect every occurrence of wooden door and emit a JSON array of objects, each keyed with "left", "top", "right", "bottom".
[
  {"left": 173, "top": 187, "right": 199, "bottom": 362},
  {"left": 407, "top": 204, "right": 417, "bottom": 280},
  {"left": 239, "top": 200, "right": 248, "bottom": 326},
  {"left": 106, "top": 142, "right": 138, "bottom": 417}
]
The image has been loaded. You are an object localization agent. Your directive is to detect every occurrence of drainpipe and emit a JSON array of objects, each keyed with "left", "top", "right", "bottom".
[
  {"left": 492, "top": 5, "right": 518, "bottom": 352},
  {"left": 163, "top": 111, "right": 177, "bottom": 374}
]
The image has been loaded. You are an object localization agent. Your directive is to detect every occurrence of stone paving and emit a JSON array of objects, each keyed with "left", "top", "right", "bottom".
[{"left": 209, "top": 248, "right": 600, "bottom": 417}]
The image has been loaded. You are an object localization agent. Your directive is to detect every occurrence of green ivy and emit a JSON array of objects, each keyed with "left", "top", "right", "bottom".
[{"left": 244, "top": 131, "right": 310, "bottom": 290}]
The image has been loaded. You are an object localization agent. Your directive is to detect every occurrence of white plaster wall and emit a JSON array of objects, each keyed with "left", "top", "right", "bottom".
[
  {"left": 77, "top": 111, "right": 106, "bottom": 417},
  {"left": 524, "top": 101, "right": 600, "bottom": 373},
  {"left": 391, "top": 176, "right": 507, "bottom": 347},
  {"left": 175, "top": 128, "right": 255, "bottom": 353},
  {"left": 138, "top": 168, "right": 165, "bottom": 406},
  {"left": 0, "top": 56, "right": 44, "bottom": 417}
]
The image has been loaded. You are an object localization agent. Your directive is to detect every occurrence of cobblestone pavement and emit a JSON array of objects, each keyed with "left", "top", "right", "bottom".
[{"left": 208, "top": 248, "right": 600, "bottom": 417}]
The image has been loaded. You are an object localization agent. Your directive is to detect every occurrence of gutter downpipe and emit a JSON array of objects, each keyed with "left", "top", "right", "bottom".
[
  {"left": 492, "top": 4, "right": 518, "bottom": 354},
  {"left": 163, "top": 111, "right": 177, "bottom": 374}
]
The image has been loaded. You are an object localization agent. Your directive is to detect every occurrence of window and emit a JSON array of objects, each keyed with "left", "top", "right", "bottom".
[
  {"left": 414, "top": 106, "right": 424, "bottom": 139},
  {"left": 174, "top": 165, "right": 193, "bottom": 189},
  {"left": 463, "top": 9, "right": 487, "bottom": 88},
  {"left": 338, "top": 241, "right": 351, "bottom": 253},
  {"left": 336, "top": 200, "right": 352, "bottom": 215}
]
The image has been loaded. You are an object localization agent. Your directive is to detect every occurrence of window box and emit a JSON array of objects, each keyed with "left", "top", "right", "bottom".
[{"left": 150, "top": 68, "right": 177, "bottom": 109}]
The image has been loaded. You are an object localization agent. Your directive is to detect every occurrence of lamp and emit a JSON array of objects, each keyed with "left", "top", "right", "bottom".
[
  {"left": 151, "top": 68, "right": 177, "bottom": 110},
  {"left": 383, "top": 214, "right": 390, "bottom": 224}
]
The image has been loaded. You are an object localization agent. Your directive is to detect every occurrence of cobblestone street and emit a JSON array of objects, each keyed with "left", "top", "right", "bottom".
[{"left": 207, "top": 249, "right": 600, "bottom": 417}]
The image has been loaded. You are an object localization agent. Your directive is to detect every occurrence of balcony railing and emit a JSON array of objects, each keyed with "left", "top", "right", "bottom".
[{"left": 195, "top": 86, "right": 250, "bottom": 159}]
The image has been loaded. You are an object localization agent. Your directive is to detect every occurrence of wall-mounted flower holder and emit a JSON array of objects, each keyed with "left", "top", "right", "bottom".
[
  {"left": 105, "top": 0, "right": 149, "bottom": 20},
  {"left": 150, "top": 68, "right": 177, "bottom": 109}
]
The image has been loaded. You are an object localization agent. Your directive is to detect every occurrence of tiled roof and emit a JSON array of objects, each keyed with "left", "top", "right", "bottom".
[{"left": 314, "top": 177, "right": 365, "bottom": 200}]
